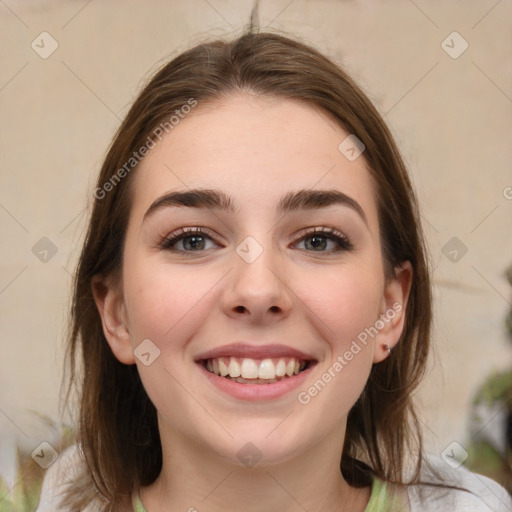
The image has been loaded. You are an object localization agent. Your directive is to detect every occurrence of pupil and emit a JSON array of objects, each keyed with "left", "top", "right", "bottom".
[
  {"left": 307, "top": 236, "right": 326, "bottom": 250},
  {"left": 186, "top": 236, "right": 204, "bottom": 250}
]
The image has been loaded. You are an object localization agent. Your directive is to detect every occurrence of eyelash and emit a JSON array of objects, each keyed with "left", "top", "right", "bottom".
[{"left": 160, "top": 226, "right": 354, "bottom": 254}]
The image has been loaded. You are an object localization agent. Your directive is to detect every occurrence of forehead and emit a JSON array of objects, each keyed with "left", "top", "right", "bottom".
[{"left": 129, "top": 94, "right": 378, "bottom": 230}]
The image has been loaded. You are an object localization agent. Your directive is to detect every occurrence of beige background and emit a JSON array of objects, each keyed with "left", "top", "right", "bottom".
[{"left": 1, "top": 0, "right": 511, "bottom": 478}]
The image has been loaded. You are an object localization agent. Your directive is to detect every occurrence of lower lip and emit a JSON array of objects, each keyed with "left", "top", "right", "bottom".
[{"left": 197, "top": 362, "right": 315, "bottom": 401}]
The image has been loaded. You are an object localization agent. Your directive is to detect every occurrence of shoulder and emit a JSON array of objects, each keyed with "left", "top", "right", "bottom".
[
  {"left": 35, "top": 444, "right": 99, "bottom": 512},
  {"left": 406, "top": 453, "right": 512, "bottom": 512}
]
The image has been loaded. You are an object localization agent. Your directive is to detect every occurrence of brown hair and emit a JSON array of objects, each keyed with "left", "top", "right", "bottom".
[{"left": 63, "top": 29, "right": 432, "bottom": 510}]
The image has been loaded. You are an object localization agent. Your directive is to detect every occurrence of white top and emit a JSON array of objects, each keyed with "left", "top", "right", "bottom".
[
  {"left": 406, "top": 455, "right": 511, "bottom": 511},
  {"left": 36, "top": 444, "right": 512, "bottom": 511}
]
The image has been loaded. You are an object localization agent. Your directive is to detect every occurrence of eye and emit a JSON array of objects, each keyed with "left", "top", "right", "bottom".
[
  {"left": 160, "top": 226, "right": 353, "bottom": 254},
  {"left": 160, "top": 227, "right": 219, "bottom": 252},
  {"left": 293, "top": 227, "right": 353, "bottom": 253}
]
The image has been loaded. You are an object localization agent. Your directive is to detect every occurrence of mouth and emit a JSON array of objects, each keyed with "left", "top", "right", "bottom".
[
  {"left": 198, "top": 356, "right": 315, "bottom": 384},
  {"left": 193, "top": 343, "right": 318, "bottom": 400}
]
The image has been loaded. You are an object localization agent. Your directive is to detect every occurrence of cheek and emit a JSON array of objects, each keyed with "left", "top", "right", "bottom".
[
  {"left": 122, "top": 255, "right": 212, "bottom": 347},
  {"left": 121, "top": 258, "right": 221, "bottom": 424},
  {"left": 294, "top": 269, "right": 381, "bottom": 413},
  {"left": 301, "top": 266, "right": 382, "bottom": 347}
]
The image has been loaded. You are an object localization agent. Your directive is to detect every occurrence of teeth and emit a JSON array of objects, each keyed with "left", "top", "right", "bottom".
[
  {"left": 258, "top": 359, "right": 275, "bottom": 379},
  {"left": 204, "top": 356, "right": 307, "bottom": 380},
  {"left": 218, "top": 359, "right": 229, "bottom": 377},
  {"left": 240, "top": 358, "right": 259, "bottom": 379},
  {"left": 275, "top": 359, "right": 287, "bottom": 377},
  {"left": 228, "top": 357, "right": 241, "bottom": 377}
]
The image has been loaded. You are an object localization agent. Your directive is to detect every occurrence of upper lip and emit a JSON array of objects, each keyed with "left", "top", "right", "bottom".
[{"left": 194, "top": 342, "right": 317, "bottom": 362}]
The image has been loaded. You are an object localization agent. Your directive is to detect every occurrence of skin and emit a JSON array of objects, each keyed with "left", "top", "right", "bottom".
[{"left": 93, "top": 94, "right": 412, "bottom": 512}]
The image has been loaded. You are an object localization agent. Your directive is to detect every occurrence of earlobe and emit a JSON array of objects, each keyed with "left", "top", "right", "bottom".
[
  {"left": 91, "top": 274, "right": 135, "bottom": 365},
  {"left": 373, "top": 261, "right": 413, "bottom": 363}
]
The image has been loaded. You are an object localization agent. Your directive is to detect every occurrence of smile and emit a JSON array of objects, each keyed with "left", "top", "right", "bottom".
[
  {"left": 201, "top": 356, "right": 311, "bottom": 384},
  {"left": 194, "top": 342, "right": 318, "bottom": 400}
]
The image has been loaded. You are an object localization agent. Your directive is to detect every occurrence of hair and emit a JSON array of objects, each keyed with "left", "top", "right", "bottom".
[{"left": 62, "top": 27, "right": 434, "bottom": 510}]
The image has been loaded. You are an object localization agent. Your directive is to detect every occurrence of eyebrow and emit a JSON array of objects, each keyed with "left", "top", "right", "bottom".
[{"left": 143, "top": 188, "right": 368, "bottom": 226}]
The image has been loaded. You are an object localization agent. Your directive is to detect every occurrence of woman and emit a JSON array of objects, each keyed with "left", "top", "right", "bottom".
[{"left": 36, "top": 29, "right": 511, "bottom": 511}]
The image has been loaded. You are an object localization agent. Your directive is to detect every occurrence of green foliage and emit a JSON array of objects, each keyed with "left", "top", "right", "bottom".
[{"left": 0, "top": 418, "right": 75, "bottom": 512}]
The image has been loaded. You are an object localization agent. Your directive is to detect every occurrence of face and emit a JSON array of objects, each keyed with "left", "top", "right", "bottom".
[{"left": 94, "top": 94, "right": 410, "bottom": 467}]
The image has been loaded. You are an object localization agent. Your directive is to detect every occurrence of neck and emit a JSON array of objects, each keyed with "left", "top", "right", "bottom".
[{"left": 139, "top": 423, "right": 371, "bottom": 512}]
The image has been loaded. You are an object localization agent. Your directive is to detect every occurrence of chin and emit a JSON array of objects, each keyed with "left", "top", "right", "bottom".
[{"left": 204, "top": 421, "right": 314, "bottom": 469}]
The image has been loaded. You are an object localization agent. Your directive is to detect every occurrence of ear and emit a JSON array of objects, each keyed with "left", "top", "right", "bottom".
[
  {"left": 91, "top": 274, "right": 135, "bottom": 365},
  {"left": 373, "top": 261, "right": 413, "bottom": 363}
]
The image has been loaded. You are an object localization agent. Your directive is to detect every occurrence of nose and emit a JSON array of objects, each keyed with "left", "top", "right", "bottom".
[{"left": 221, "top": 239, "right": 293, "bottom": 324}]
